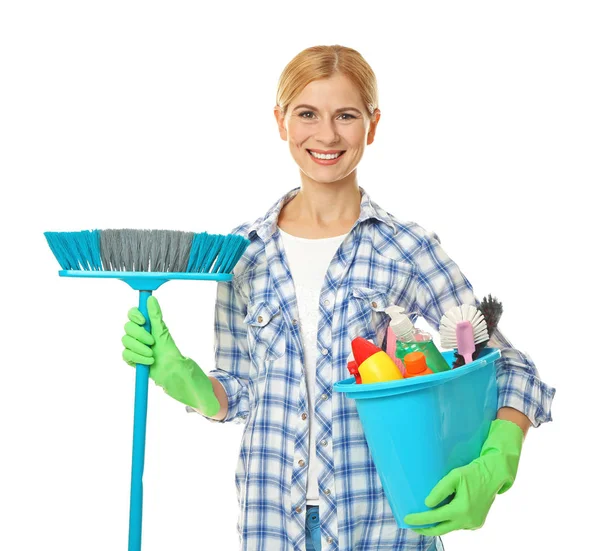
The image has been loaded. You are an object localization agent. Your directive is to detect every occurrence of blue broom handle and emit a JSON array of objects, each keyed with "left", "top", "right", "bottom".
[{"left": 128, "top": 290, "right": 152, "bottom": 551}]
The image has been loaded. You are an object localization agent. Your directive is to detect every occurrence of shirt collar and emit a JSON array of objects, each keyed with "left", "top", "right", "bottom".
[{"left": 247, "top": 185, "right": 397, "bottom": 242}]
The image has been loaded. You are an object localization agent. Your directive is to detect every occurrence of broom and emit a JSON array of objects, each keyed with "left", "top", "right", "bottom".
[{"left": 44, "top": 228, "right": 250, "bottom": 551}]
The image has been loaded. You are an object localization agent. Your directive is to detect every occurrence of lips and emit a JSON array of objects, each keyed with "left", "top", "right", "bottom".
[{"left": 306, "top": 148, "right": 346, "bottom": 166}]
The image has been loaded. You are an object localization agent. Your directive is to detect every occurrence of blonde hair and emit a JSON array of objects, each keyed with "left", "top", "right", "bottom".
[{"left": 276, "top": 45, "right": 379, "bottom": 119}]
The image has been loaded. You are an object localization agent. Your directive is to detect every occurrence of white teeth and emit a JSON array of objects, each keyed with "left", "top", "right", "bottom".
[{"left": 309, "top": 150, "right": 342, "bottom": 160}]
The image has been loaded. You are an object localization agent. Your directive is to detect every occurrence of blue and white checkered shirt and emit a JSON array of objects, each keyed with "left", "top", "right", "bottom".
[{"left": 188, "top": 186, "right": 555, "bottom": 551}]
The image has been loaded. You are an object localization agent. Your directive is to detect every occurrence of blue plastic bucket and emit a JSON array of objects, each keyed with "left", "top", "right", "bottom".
[{"left": 333, "top": 348, "right": 500, "bottom": 530}]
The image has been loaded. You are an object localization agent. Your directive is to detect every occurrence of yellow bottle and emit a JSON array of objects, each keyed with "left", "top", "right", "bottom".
[{"left": 351, "top": 337, "right": 403, "bottom": 384}]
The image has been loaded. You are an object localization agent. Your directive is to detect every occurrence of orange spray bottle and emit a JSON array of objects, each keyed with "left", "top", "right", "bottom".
[{"left": 351, "top": 337, "right": 403, "bottom": 384}]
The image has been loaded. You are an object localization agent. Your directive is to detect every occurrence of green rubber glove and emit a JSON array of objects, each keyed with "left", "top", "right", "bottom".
[
  {"left": 122, "top": 295, "right": 220, "bottom": 416},
  {"left": 403, "top": 419, "right": 524, "bottom": 536}
]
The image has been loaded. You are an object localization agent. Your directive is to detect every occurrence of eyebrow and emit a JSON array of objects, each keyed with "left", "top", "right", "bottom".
[{"left": 292, "top": 104, "right": 362, "bottom": 114}]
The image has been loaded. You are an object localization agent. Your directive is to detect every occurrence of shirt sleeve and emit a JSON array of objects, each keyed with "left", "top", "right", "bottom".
[
  {"left": 186, "top": 276, "right": 252, "bottom": 424},
  {"left": 412, "top": 230, "right": 555, "bottom": 428}
]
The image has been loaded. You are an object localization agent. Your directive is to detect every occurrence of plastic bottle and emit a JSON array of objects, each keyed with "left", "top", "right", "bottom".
[
  {"left": 351, "top": 337, "right": 403, "bottom": 384},
  {"left": 385, "top": 325, "right": 406, "bottom": 376},
  {"left": 347, "top": 359, "right": 362, "bottom": 384},
  {"left": 403, "top": 351, "right": 434, "bottom": 378},
  {"left": 384, "top": 305, "right": 450, "bottom": 373}
]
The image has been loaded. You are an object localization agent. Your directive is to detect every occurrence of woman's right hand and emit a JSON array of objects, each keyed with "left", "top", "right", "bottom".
[
  {"left": 122, "top": 302, "right": 157, "bottom": 368},
  {"left": 121, "top": 296, "right": 220, "bottom": 416}
]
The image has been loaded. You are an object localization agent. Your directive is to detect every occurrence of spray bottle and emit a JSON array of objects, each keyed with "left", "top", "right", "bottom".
[
  {"left": 346, "top": 350, "right": 362, "bottom": 384},
  {"left": 385, "top": 305, "right": 450, "bottom": 373}
]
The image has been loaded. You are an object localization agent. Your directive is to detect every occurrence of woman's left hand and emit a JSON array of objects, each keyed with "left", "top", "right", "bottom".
[{"left": 403, "top": 419, "right": 524, "bottom": 536}]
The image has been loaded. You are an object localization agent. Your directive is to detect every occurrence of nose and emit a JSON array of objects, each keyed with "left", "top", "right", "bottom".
[{"left": 314, "top": 118, "right": 339, "bottom": 145}]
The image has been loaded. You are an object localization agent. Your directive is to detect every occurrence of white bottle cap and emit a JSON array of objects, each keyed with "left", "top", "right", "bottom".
[{"left": 384, "top": 305, "right": 415, "bottom": 340}]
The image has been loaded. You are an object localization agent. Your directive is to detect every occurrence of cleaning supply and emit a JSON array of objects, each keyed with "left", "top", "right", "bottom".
[
  {"left": 440, "top": 304, "right": 489, "bottom": 366},
  {"left": 385, "top": 306, "right": 450, "bottom": 373},
  {"left": 44, "top": 228, "right": 250, "bottom": 551},
  {"left": 456, "top": 321, "right": 476, "bottom": 364},
  {"left": 346, "top": 350, "right": 362, "bottom": 383},
  {"left": 333, "top": 347, "right": 501, "bottom": 530},
  {"left": 347, "top": 359, "right": 362, "bottom": 384},
  {"left": 351, "top": 337, "right": 403, "bottom": 383},
  {"left": 404, "top": 419, "right": 524, "bottom": 536},
  {"left": 385, "top": 325, "right": 406, "bottom": 376},
  {"left": 403, "top": 351, "right": 433, "bottom": 378},
  {"left": 452, "top": 294, "right": 504, "bottom": 368}
]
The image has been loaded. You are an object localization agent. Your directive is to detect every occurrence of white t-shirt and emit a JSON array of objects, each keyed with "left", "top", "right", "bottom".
[{"left": 277, "top": 226, "right": 349, "bottom": 506}]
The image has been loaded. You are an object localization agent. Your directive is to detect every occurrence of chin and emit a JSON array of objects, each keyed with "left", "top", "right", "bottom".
[{"left": 301, "top": 170, "right": 351, "bottom": 185}]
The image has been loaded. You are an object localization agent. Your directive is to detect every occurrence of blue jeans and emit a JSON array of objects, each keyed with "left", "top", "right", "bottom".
[
  {"left": 305, "top": 505, "right": 321, "bottom": 551},
  {"left": 304, "top": 506, "right": 442, "bottom": 551}
]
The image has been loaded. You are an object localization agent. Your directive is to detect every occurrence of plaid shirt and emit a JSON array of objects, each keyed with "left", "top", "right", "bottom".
[{"left": 187, "top": 186, "right": 555, "bottom": 551}]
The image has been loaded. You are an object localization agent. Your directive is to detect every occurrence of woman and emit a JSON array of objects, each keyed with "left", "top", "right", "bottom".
[{"left": 122, "top": 45, "right": 555, "bottom": 551}]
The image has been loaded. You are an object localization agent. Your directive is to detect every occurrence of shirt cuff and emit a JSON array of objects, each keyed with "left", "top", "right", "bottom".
[
  {"left": 185, "top": 370, "right": 249, "bottom": 424},
  {"left": 495, "top": 352, "right": 556, "bottom": 428}
]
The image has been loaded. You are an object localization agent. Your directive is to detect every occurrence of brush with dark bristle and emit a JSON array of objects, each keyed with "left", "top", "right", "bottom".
[
  {"left": 452, "top": 294, "right": 504, "bottom": 368},
  {"left": 43, "top": 227, "right": 250, "bottom": 551}
]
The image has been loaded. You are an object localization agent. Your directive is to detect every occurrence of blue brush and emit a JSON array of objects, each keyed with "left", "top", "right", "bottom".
[{"left": 44, "top": 228, "right": 250, "bottom": 551}]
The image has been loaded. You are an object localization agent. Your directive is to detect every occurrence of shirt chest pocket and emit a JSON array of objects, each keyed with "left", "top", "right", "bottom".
[
  {"left": 244, "top": 300, "right": 287, "bottom": 362},
  {"left": 347, "top": 286, "right": 392, "bottom": 345}
]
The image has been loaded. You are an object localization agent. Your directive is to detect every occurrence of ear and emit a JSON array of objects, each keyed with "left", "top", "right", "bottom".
[
  {"left": 274, "top": 106, "right": 288, "bottom": 141},
  {"left": 366, "top": 109, "right": 381, "bottom": 145}
]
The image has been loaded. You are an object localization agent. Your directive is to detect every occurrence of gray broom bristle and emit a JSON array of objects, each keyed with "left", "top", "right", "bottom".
[{"left": 45, "top": 228, "right": 250, "bottom": 274}]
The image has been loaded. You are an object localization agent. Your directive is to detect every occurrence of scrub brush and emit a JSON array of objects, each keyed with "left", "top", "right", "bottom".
[
  {"left": 450, "top": 295, "right": 504, "bottom": 368},
  {"left": 44, "top": 228, "right": 250, "bottom": 551},
  {"left": 440, "top": 304, "right": 489, "bottom": 365}
]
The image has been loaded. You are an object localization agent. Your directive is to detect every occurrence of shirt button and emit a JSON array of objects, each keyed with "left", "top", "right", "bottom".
[
  {"left": 298, "top": 459, "right": 305, "bottom": 467},
  {"left": 295, "top": 506, "right": 303, "bottom": 513},
  {"left": 301, "top": 412, "right": 307, "bottom": 420},
  {"left": 321, "top": 393, "right": 328, "bottom": 401},
  {"left": 320, "top": 439, "right": 328, "bottom": 447},
  {"left": 321, "top": 348, "right": 328, "bottom": 355},
  {"left": 324, "top": 488, "right": 331, "bottom": 495},
  {"left": 327, "top": 536, "right": 333, "bottom": 544},
  {"left": 292, "top": 318, "right": 298, "bottom": 325},
  {"left": 257, "top": 315, "right": 263, "bottom": 323},
  {"left": 371, "top": 301, "right": 378, "bottom": 308},
  {"left": 324, "top": 299, "right": 330, "bottom": 306}
]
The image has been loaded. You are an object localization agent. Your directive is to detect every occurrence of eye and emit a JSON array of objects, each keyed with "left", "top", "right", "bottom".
[{"left": 298, "top": 111, "right": 356, "bottom": 120}]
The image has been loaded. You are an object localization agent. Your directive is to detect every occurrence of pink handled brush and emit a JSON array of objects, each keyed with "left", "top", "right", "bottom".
[
  {"left": 440, "top": 304, "right": 489, "bottom": 366},
  {"left": 456, "top": 320, "right": 476, "bottom": 363}
]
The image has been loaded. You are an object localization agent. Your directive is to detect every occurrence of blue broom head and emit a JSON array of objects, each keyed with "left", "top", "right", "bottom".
[{"left": 44, "top": 229, "right": 250, "bottom": 274}]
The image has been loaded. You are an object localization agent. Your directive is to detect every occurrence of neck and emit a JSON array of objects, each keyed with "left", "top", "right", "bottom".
[{"left": 285, "top": 171, "right": 361, "bottom": 228}]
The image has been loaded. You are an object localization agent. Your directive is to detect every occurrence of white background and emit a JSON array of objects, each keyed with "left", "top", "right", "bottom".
[{"left": 1, "top": 1, "right": 598, "bottom": 550}]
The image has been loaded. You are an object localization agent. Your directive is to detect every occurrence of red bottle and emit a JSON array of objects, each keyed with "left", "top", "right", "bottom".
[{"left": 347, "top": 359, "right": 362, "bottom": 384}]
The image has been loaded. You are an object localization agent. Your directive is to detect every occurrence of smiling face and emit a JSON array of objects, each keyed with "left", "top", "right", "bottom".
[{"left": 275, "top": 73, "right": 380, "bottom": 185}]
